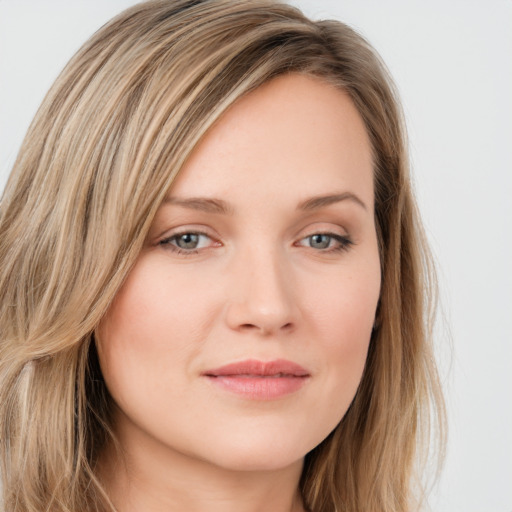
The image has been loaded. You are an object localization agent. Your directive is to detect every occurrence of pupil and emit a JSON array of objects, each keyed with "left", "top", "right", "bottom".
[
  {"left": 177, "top": 233, "right": 199, "bottom": 249},
  {"left": 311, "top": 234, "right": 330, "bottom": 249}
]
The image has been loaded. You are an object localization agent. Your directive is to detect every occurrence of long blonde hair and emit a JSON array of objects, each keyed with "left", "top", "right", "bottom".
[{"left": 0, "top": 1, "right": 445, "bottom": 511}]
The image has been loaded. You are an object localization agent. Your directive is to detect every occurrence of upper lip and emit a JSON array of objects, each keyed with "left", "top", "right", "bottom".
[{"left": 202, "top": 359, "right": 310, "bottom": 377}]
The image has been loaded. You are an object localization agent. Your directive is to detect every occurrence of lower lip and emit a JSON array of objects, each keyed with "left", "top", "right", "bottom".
[{"left": 205, "top": 375, "right": 309, "bottom": 400}]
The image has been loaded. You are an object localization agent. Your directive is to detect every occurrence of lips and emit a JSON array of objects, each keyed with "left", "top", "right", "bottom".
[{"left": 202, "top": 359, "right": 310, "bottom": 399}]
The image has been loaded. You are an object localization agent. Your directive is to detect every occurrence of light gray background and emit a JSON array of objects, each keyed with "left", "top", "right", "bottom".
[{"left": 1, "top": 1, "right": 511, "bottom": 511}]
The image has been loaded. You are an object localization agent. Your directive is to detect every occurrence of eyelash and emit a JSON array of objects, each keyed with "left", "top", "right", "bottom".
[
  {"left": 158, "top": 231, "right": 354, "bottom": 256},
  {"left": 297, "top": 233, "right": 354, "bottom": 253}
]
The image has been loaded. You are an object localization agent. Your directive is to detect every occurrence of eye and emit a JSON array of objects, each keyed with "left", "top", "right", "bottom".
[
  {"left": 159, "top": 232, "right": 216, "bottom": 253},
  {"left": 297, "top": 233, "right": 353, "bottom": 252},
  {"left": 308, "top": 234, "right": 333, "bottom": 249}
]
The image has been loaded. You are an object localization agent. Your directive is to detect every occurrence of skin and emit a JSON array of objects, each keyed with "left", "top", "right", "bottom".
[{"left": 96, "top": 73, "right": 381, "bottom": 512}]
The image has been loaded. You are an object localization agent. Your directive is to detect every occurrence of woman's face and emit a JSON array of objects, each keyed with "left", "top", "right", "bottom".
[{"left": 97, "top": 74, "right": 380, "bottom": 473}]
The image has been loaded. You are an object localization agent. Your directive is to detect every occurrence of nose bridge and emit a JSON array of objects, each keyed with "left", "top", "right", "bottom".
[{"left": 225, "top": 240, "right": 297, "bottom": 334}]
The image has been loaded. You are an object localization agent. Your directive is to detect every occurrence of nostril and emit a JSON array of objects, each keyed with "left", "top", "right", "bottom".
[
  {"left": 239, "top": 321, "right": 294, "bottom": 334},
  {"left": 240, "top": 323, "right": 257, "bottom": 330}
]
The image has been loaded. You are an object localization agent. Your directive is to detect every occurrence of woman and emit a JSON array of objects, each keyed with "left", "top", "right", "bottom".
[{"left": 0, "top": 1, "right": 445, "bottom": 511}]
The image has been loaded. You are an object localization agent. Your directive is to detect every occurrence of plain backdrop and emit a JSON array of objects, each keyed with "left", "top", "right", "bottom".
[{"left": 1, "top": 1, "right": 511, "bottom": 511}]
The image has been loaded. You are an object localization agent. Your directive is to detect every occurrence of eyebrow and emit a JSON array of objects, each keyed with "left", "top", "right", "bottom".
[
  {"left": 297, "top": 192, "right": 368, "bottom": 211},
  {"left": 162, "top": 196, "right": 233, "bottom": 215},
  {"left": 162, "top": 191, "right": 367, "bottom": 215}
]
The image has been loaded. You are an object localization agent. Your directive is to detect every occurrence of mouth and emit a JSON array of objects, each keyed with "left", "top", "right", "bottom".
[{"left": 202, "top": 359, "right": 310, "bottom": 400}]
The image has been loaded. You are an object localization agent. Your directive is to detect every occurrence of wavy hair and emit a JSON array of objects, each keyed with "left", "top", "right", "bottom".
[{"left": 0, "top": 1, "right": 445, "bottom": 510}]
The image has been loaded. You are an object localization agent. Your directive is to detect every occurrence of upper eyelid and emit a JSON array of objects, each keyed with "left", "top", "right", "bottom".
[
  {"left": 154, "top": 219, "right": 352, "bottom": 242},
  {"left": 160, "top": 231, "right": 215, "bottom": 245},
  {"left": 295, "top": 223, "right": 350, "bottom": 239},
  {"left": 296, "top": 232, "right": 353, "bottom": 245},
  {"left": 164, "top": 229, "right": 211, "bottom": 238},
  {"left": 155, "top": 225, "right": 218, "bottom": 242},
  {"left": 163, "top": 231, "right": 209, "bottom": 240}
]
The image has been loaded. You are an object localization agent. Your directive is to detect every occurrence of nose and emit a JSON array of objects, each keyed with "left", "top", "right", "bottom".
[{"left": 224, "top": 245, "right": 298, "bottom": 336}]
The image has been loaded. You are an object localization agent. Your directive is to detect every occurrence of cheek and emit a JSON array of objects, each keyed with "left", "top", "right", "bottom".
[
  {"left": 98, "top": 255, "right": 215, "bottom": 345},
  {"left": 95, "top": 254, "right": 233, "bottom": 423},
  {"left": 308, "top": 256, "right": 380, "bottom": 346},
  {"left": 305, "top": 259, "right": 380, "bottom": 411},
  {"left": 95, "top": 259, "right": 204, "bottom": 404},
  {"left": 318, "top": 293, "right": 374, "bottom": 386}
]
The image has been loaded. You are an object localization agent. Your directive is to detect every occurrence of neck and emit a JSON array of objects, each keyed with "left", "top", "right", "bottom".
[{"left": 98, "top": 424, "right": 306, "bottom": 512}]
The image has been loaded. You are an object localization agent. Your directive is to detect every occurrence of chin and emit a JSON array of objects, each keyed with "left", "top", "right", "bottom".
[
  {"left": 190, "top": 427, "right": 319, "bottom": 473},
  {"left": 209, "top": 447, "right": 306, "bottom": 473}
]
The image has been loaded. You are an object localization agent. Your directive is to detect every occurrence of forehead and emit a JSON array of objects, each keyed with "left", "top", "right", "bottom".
[{"left": 170, "top": 73, "right": 374, "bottom": 207}]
